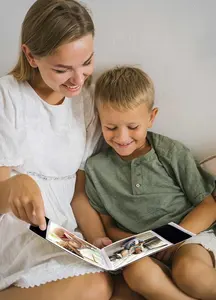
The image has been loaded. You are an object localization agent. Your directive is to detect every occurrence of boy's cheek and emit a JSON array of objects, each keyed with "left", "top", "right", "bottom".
[{"left": 102, "top": 131, "right": 113, "bottom": 142}]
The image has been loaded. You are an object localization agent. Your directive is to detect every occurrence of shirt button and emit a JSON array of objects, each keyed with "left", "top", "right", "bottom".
[{"left": 136, "top": 183, "right": 141, "bottom": 188}]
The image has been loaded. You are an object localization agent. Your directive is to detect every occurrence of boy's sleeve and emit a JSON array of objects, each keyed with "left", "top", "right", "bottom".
[
  {"left": 85, "top": 161, "right": 109, "bottom": 215},
  {"left": 167, "top": 143, "right": 215, "bottom": 206}
]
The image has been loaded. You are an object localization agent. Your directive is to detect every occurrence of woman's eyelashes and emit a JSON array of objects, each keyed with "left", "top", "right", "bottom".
[
  {"left": 53, "top": 60, "right": 92, "bottom": 74},
  {"left": 83, "top": 59, "right": 92, "bottom": 66}
]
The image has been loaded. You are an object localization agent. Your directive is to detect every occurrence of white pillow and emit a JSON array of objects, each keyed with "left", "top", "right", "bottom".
[
  {"left": 200, "top": 155, "right": 216, "bottom": 197},
  {"left": 200, "top": 155, "right": 216, "bottom": 177}
]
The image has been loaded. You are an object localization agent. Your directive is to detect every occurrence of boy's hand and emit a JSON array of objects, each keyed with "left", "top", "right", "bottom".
[
  {"left": 92, "top": 237, "right": 112, "bottom": 248},
  {"left": 6, "top": 174, "right": 46, "bottom": 230}
]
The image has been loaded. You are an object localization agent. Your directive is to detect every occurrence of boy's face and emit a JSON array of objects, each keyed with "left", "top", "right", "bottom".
[{"left": 98, "top": 103, "right": 158, "bottom": 158}]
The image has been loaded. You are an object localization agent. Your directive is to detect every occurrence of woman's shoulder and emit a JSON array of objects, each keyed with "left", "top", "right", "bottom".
[
  {"left": 0, "top": 75, "right": 20, "bottom": 107},
  {"left": 0, "top": 75, "right": 25, "bottom": 101},
  {"left": 0, "top": 75, "right": 30, "bottom": 116},
  {"left": 0, "top": 74, "right": 20, "bottom": 89}
]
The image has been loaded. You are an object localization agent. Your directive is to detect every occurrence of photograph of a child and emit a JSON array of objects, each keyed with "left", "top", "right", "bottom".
[
  {"left": 47, "top": 222, "right": 105, "bottom": 267},
  {"left": 104, "top": 231, "right": 170, "bottom": 269}
]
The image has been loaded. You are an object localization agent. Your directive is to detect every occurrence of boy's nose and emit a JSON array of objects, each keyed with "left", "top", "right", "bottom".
[{"left": 116, "top": 129, "right": 129, "bottom": 143}]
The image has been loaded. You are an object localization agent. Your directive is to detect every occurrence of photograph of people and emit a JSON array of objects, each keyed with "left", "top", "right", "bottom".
[
  {"left": 47, "top": 222, "right": 105, "bottom": 267},
  {"left": 105, "top": 231, "right": 169, "bottom": 269}
]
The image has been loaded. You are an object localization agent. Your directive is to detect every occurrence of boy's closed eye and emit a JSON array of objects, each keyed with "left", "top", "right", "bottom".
[
  {"left": 105, "top": 126, "right": 117, "bottom": 131},
  {"left": 105, "top": 126, "right": 139, "bottom": 131},
  {"left": 54, "top": 69, "right": 67, "bottom": 74},
  {"left": 128, "top": 125, "right": 139, "bottom": 130}
]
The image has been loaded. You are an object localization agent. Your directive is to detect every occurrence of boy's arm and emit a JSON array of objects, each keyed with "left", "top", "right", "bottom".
[
  {"left": 156, "top": 195, "right": 216, "bottom": 263},
  {"left": 166, "top": 142, "right": 216, "bottom": 234},
  {"left": 71, "top": 170, "right": 111, "bottom": 246},
  {"left": 85, "top": 159, "right": 133, "bottom": 242},
  {"left": 179, "top": 194, "right": 216, "bottom": 234},
  {"left": 100, "top": 213, "right": 133, "bottom": 241}
]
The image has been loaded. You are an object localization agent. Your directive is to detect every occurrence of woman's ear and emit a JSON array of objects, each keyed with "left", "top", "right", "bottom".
[
  {"left": 148, "top": 107, "right": 158, "bottom": 128},
  {"left": 22, "top": 44, "right": 38, "bottom": 68}
]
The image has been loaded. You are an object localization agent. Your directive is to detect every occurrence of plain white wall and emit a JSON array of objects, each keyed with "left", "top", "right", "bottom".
[{"left": 0, "top": 1, "right": 216, "bottom": 159}]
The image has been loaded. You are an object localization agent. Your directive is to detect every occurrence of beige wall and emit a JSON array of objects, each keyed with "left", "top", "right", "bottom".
[{"left": 1, "top": 0, "right": 216, "bottom": 159}]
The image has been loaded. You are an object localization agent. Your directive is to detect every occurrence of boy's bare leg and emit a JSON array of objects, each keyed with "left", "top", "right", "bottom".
[
  {"left": 111, "top": 274, "right": 144, "bottom": 300},
  {"left": 172, "top": 244, "right": 216, "bottom": 300},
  {"left": 0, "top": 272, "right": 112, "bottom": 300},
  {"left": 123, "top": 257, "right": 196, "bottom": 300}
]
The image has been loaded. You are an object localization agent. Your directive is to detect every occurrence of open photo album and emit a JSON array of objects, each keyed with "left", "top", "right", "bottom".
[{"left": 30, "top": 218, "right": 195, "bottom": 271}]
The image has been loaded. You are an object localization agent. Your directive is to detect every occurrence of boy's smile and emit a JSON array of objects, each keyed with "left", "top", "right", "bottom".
[{"left": 98, "top": 103, "right": 158, "bottom": 159}]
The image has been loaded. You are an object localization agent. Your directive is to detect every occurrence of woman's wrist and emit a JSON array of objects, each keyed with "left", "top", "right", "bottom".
[{"left": 0, "top": 179, "right": 10, "bottom": 213}]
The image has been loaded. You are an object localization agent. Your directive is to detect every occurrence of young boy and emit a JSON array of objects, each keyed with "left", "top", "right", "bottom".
[{"left": 85, "top": 66, "right": 216, "bottom": 300}]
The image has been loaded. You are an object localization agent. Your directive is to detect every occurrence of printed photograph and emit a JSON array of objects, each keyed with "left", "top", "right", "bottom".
[
  {"left": 47, "top": 221, "right": 106, "bottom": 268},
  {"left": 104, "top": 231, "right": 170, "bottom": 269}
]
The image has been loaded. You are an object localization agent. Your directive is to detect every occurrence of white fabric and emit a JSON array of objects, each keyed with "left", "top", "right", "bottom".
[{"left": 0, "top": 75, "right": 102, "bottom": 289}]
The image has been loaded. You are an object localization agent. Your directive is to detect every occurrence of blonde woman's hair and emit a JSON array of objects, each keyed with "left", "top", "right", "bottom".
[
  {"left": 95, "top": 66, "right": 155, "bottom": 111},
  {"left": 10, "top": 0, "right": 94, "bottom": 82}
]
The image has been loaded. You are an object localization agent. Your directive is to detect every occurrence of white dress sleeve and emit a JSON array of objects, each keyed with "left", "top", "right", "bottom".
[
  {"left": 79, "top": 85, "right": 102, "bottom": 170},
  {"left": 0, "top": 79, "right": 23, "bottom": 167}
]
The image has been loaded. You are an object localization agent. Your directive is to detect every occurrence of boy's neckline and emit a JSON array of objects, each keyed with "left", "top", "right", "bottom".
[
  {"left": 109, "top": 136, "right": 156, "bottom": 164},
  {"left": 119, "top": 139, "right": 151, "bottom": 161}
]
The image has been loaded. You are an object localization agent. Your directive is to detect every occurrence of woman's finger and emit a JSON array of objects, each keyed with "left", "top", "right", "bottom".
[
  {"left": 10, "top": 199, "right": 20, "bottom": 219},
  {"left": 15, "top": 198, "right": 31, "bottom": 223},
  {"left": 33, "top": 196, "right": 46, "bottom": 230},
  {"left": 24, "top": 201, "right": 36, "bottom": 225}
]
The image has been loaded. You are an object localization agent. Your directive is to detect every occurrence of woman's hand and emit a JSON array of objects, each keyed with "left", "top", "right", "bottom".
[{"left": 5, "top": 174, "right": 46, "bottom": 230}]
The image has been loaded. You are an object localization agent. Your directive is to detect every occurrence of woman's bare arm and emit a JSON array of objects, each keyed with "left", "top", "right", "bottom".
[{"left": 0, "top": 166, "right": 11, "bottom": 212}]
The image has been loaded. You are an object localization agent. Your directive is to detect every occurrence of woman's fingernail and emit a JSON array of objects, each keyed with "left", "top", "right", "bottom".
[{"left": 40, "top": 224, "right": 46, "bottom": 231}]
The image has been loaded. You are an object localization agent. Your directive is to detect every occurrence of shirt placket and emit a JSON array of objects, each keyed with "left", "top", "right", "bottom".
[{"left": 131, "top": 160, "right": 144, "bottom": 195}]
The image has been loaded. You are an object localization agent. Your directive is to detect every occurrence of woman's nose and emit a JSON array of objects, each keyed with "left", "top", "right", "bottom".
[{"left": 69, "top": 71, "right": 85, "bottom": 86}]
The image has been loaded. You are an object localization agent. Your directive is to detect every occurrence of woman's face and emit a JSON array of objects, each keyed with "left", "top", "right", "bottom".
[{"left": 30, "top": 34, "right": 94, "bottom": 97}]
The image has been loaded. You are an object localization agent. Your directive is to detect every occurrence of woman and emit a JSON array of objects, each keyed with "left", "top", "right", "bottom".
[
  {"left": 0, "top": 0, "right": 112, "bottom": 298},
  {"left": 0, "top": 1, "right": 143, "bottom": 299}
]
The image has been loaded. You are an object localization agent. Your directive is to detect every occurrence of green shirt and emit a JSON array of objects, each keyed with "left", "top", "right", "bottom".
[{"left": 85, "top": 132, "right": 215, "bottom": 233}]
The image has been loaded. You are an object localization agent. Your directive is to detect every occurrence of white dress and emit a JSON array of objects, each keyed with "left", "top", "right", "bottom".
[{"left": 0, "top": 75, "right": 103, "bottom": 289}]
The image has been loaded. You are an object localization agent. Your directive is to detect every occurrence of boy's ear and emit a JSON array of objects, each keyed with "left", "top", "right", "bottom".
[{"left": 148, "top": 107, "right": 158, "bottom": 128}]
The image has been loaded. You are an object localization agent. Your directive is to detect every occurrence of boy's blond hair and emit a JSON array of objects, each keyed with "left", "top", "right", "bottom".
[{"left": 95, "top": 66, "right": 155, "bottom": 111}]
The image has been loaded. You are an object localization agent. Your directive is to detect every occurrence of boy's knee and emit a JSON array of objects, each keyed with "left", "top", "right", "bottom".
[
  {"left": 86, "top": 272, "right": 113, "bottom": 300},
  {"left": 123, "top": 257, "right": 162, "bottom": 294},
  {"left": 173, "top": 255, "right": 189, "bottom": 278},
  {"left": 172, "top": 255, "right": 199, "bottom": 289}
]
